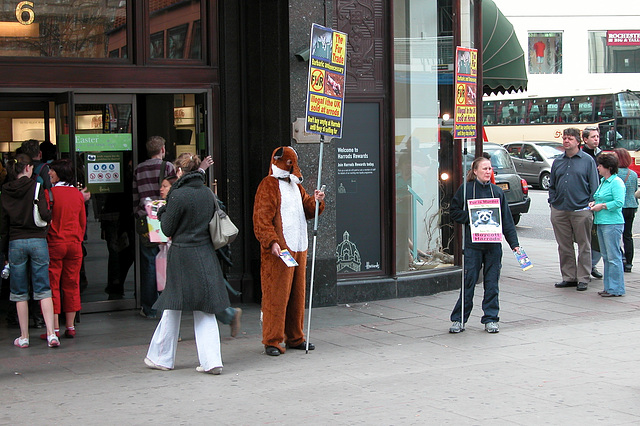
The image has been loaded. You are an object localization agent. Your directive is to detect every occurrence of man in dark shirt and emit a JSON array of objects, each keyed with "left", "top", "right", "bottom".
[
  {"left": 548, "top": 128, "right": 600, "bottom": 291},
  {"left": 132, "top": 136, "right": 176, "bottom": 318},
  {"left": 581, "top": 126, "right": 603, "bottom": 279}
]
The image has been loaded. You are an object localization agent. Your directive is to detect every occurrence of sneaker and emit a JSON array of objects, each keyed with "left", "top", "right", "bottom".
[
  {"left": 449, "top": 321, "right": 464, "bottom": 333},
  {"left": 196, "top": 365, "right": 222, "bottom": 375},
  {"left": 144, "top": 357, "right": 171, "bottom": 371},
  {"left": 484, "top": 322, "right": 500, "bottom": 333},
  {"left": 40, "top": 330, "right": 60, "bottom": 340},
  {"left": 13, "top": 336, "right": 29, "bottom": 348},
  {"left": 47, "top": 334, "right": 60, "bottom": 348},
  {"left": 230, "top": 308, "right": 242, "bottom": 338}
]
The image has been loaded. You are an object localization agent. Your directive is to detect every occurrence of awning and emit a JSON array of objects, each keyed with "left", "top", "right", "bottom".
[{"left": 482, "top": 0, "right": 527, "bottom": 95}]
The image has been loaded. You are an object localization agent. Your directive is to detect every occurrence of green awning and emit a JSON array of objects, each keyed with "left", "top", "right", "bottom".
[{"left": 482, "top": 0, "right": 527, "bottom": 95}]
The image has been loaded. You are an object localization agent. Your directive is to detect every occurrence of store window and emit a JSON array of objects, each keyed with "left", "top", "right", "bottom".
[
  {"left": 148, "top": 1, "right": 202, "bottom": 60},
  {"left": 0, "top": 0, "right": 127, "bottom": 58},
  {"left": 589, "top": 31, "right": 640, "bottom": 73},
  {"left": 528, "top": 32, "right": 562, "bottom": 74},
  {"left": 394, "top": 0, "right": 451, "bottom": 273}
]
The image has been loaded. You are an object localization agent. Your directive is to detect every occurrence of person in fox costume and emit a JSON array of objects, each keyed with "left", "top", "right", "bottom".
[{"left": 253, "top": 146, "right": 325, "bottom": 356}]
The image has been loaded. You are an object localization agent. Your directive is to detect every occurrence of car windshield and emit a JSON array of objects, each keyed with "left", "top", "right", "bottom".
[
  {"left": 484, "top": 148, "right": 512, "bottom": 171},
  {"left": 536, "top": 143, "right": 564, "bottom": 159},
  {"left": 465, "top": 145, "right": 514, "bottom": 172}
]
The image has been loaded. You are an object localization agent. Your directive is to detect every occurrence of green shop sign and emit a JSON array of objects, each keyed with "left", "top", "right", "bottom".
[{"left": 76, "top": 134, "right": 132, "bottom": 152}]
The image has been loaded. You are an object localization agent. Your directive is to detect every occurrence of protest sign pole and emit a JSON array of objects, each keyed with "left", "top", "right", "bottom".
[
  {"left": 305, "top": 134, "right": 325, "bottom": 354},
  {"left": 461, "top": 137, "right": 468, "bottom": 331}
]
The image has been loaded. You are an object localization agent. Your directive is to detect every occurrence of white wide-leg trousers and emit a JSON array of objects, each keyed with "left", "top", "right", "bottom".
[{"left": 146, "top": 310, "right": 222, "bottom": 371}]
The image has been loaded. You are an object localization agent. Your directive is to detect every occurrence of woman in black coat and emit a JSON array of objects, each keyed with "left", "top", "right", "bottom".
[{"left": 144, "top": 154, "right": 229, "bottom": 374}]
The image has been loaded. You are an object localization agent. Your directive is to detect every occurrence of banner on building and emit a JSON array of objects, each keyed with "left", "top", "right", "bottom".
[
  {"left": 607, "top": 31, "right": 640, "bottom": 46},
  {"left": 305, "top": 23, "right": 348, "bottom": 139},
  {"left": 454, "top": 46, "right": 478, "bottom": 139}
]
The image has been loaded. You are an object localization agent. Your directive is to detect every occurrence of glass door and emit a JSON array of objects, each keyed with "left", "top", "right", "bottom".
[{"left": 72, "top": 94, "right": 137, "bottom": 311}]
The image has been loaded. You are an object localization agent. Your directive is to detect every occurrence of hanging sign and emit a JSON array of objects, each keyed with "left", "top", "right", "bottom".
[
  {"left": 454, "top": 46, "right": 478, "bottom": 139},
  {"left": 304, "top": 23, "right": 348, "bottom": 139}
]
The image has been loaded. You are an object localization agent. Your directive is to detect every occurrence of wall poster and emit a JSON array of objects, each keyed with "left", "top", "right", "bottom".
[{"left": 336, "top": 103, "right": 381, "bottom": 274}]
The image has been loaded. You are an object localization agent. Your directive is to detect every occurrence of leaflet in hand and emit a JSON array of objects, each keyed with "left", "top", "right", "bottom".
[
  {"left": 514, "top": 247, "right": 533, "bottom": 271},
  {"left": 279, "top": 249, "right": 299, "bottom": 267}
]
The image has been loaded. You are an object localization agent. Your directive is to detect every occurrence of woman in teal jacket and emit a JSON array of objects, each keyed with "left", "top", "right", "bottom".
[{"left": 589, "top": 153, "right": 625, "bottom": 297}]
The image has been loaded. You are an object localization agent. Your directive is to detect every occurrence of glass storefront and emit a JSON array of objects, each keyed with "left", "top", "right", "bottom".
[
  {"left": 394, "top": 0, "right": 452, "bottom": 273},
  {"left": 0, "top": 91, "right": 210, "bottom": 311},
  {"left": 0, "top": 0, "right": 127, "bottom": 58},
  {"left": 0, "top": 1, "right": 203, "bottom": 61}
]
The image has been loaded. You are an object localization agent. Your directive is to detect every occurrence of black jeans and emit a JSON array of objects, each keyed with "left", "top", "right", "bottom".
[
  {"left": 622, "top": 207, "right": 637, "bottom": 267},
  {"left": 450, "top": 245, "right": 502, "bottom": 324}
]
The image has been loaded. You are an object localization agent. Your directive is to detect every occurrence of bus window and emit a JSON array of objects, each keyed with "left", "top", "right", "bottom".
[{"left": 595, "top": 94, "right": 614, "bottom": 121}]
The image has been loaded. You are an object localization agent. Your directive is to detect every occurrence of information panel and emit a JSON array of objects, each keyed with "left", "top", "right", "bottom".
[
  {"left": 85, "top": 152, "right": 124, "bottom": 194},
  {"left": 305, "top": 23, "right": 348, "bottom": 138},
  {"left": 454, "top": 46, "right": 478, "bottom": 139},
  {"left": 336, "top": 103, "right": 381, "bottom": 274}
]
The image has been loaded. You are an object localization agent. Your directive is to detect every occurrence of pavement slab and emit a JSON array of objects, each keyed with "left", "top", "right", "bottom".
[{"left": 1, "top": 236, "right": 640, "bottom": 424}]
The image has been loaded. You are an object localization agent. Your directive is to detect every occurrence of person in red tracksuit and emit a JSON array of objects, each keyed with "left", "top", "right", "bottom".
[{"left": 44, "top": 159, "right": 87, "bottom": 339}]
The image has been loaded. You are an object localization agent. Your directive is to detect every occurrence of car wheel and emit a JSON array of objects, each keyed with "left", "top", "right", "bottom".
[
  {"left": 512, "top": 214, "right": 521, "bottom": 225},
  {"left": 540, "top": 172, "right": 551, "bottom": 190}
]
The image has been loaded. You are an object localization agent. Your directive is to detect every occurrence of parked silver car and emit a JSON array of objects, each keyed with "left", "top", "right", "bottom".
[{"left": 502, "top": 141, "right": 564, "bottom": 190}]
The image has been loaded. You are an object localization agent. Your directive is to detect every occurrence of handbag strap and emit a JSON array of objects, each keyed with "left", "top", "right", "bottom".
[
  {"left": 33, "top": 181, "right": 41, "bottom": 203},
  {"left": 624, "top": 169, "right": 631, "bottom": 183}
]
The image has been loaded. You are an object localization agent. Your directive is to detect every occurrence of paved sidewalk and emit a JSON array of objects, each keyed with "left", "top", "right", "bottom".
[{"left": 2, "top": 236, "right": 640, "bottom": 425}]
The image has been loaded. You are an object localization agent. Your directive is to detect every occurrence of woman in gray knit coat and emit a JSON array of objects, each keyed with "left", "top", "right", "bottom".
[{"left": 144, "top": 154, "right": 230, "bottom": 374}]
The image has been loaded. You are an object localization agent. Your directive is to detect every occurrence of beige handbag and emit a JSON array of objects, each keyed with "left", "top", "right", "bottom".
[{"left": 209, "top": 193, "right": 238, "bottom": 250}]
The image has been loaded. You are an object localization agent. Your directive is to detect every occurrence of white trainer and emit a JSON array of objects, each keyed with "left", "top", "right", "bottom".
[
  {"left": 449, "top": 321, "right": 464, "bottom": 333},
  {"left": 484, "top": 322, "right": 500, "bottom": 333}
]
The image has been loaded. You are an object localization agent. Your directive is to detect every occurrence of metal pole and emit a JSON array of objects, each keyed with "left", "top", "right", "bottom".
[
  {"left": 461, "top": 138, "right": 468, "bottom": 331},
  {"left": 306, "top": 135, "right": 325, "bottom": 353}
]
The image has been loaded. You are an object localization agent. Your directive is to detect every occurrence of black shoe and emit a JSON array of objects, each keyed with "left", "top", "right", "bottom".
[
  {"left": 577, "top": 282, "right": 588, "bottom": 291},
  {"left": 265, "top": 345, "right": 281, "bottom": 356},
  {"left": 32, "top": 315, "right": 45, "bottom": 328},
  {"left": 555, "top": 281, "right": 577, "bottom": 288},
  {"left": 287, "top": 341, "right": 315, "bottom": 350},
  {"left": 624, "top": 264, "right": 632, "bottom": 273},
  {"left": 591, "top": 267, "right": 603, "bottom": 279}
]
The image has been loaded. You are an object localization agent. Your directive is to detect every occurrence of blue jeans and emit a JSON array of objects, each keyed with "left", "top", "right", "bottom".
[
  {"left": 597, "top": 224, "right": 625, "bottom": 295},
  {"left": 450, "top": 245, "right": 502, "bottom": 324},
  {"left": 9, "top": 238, "right": 51, "bottom": 301},
  {"left": 139, "top": 238, "right": 159, "bottom": 316}
]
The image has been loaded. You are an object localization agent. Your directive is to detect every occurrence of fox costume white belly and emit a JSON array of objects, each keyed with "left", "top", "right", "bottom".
[{"left": 253, "top": 146, "right": 325, "bottom": 353}]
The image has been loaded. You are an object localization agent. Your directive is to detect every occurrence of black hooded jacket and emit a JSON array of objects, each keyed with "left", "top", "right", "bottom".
[{"left": 0, "top": 176, "right": 51, "bottom": 253}]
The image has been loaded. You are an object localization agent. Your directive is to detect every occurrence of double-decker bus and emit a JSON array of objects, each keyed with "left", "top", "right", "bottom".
[{"left": 482, "top": 90, "right": 640, "bottom": 172}]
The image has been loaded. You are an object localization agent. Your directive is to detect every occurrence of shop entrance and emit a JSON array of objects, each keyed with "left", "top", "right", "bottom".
[{"left": 0, "top": 91, "right": 211, "bottom": 315}]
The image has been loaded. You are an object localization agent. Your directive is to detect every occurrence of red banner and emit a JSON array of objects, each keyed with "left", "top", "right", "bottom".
[{"left": 607, "top": 31, "right": 640, "bottom": 46}]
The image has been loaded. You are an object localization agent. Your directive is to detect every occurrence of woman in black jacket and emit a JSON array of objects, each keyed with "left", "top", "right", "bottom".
[
  {"left": 144, "top": 154, "right": 230, "bottom": 374},
  {"left": 448, "top": 156, "right": 520, "bottom": 334},
  {"left": 0, "top": 153, "right": 58, "bottom": 348}
]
